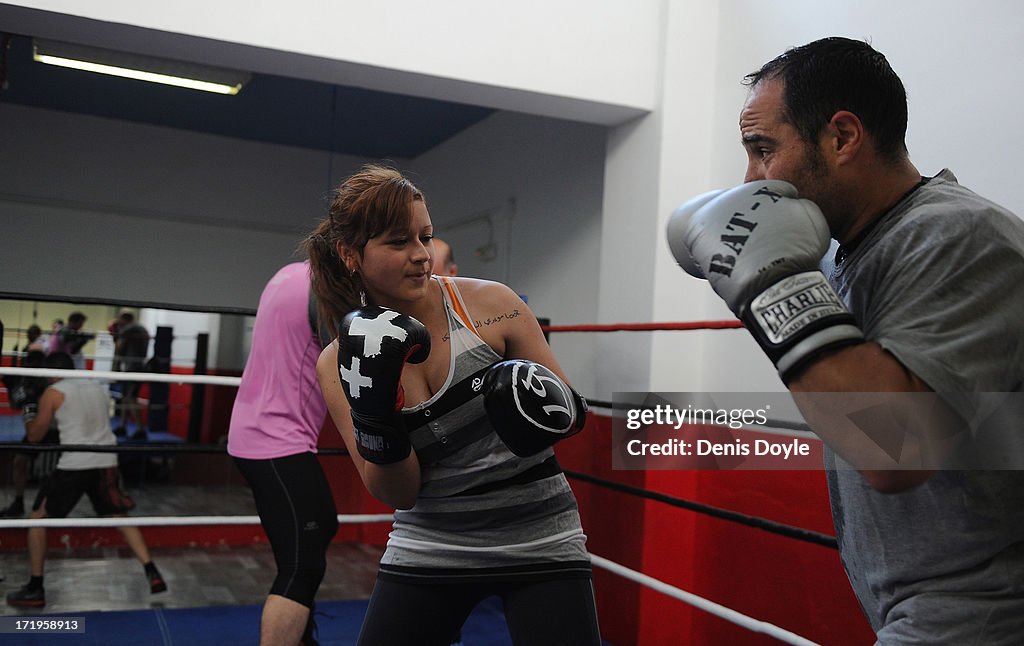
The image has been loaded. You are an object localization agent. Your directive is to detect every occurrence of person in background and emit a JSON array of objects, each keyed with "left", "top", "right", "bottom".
[
  {"left": 0, "top": 350, "right": 55, "bottom": 518},
  {"left": 111, "top": 310, "right": 150, "bottom": 436},
  {"left": 18, "top": 324, "right": 46, "bottom": 354},
  {"left": 38, "top": 319, "right": 62, "bottom": 354},
  {"left": 48, "top": 312, "right": 94, "bottom": 370},
  {"left": 5, "top": 352, "right": 167, "bottom": 608},
  {"left": 432, "top": 238, "right": 459, "bottom": 277},
  {"left": 228, "top": 261, "right": 338, "bottom": 646}
]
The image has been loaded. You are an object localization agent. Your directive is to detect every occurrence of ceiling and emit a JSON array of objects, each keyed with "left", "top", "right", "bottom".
[{"left": 0, "top": 33, "right": 495, "bottom": 159}]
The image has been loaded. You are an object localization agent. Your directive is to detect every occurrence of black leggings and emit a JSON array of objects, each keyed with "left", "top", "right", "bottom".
[
  {"left": 357, "top": 576, "right": 601, "bottom": 646},
  {"left": 234, "top": 453, "right": 339, "bottom": 608}
]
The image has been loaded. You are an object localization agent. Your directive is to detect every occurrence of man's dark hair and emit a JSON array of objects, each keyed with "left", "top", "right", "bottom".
[
  {"left": 743, "top": 37, "right": 909, "bottom": 162},
  {"left": 44, "top": 352, "right": 74, "bottom": 370},
  {"left": 68, "top": 312, "right": 87, "bottom": 325}
]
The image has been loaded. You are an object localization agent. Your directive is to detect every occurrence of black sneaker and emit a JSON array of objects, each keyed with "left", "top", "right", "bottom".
[
  {"left": 148, "top": 572, "right": 167, "bottom": 594},
  {"left": 6, "top": 585, "right": 45, "bottom": 608},
  {"left": 0, "top": 499, "right": 25, "bottom": 518}
]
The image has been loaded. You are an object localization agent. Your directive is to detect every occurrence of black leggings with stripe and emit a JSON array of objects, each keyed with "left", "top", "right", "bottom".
[{"left": 234, "top": 452, "right": 339, "bottom": 608}]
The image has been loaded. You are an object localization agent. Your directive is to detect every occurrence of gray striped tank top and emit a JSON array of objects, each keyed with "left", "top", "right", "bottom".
[{"left": 379, "top": 276, "right": 590, "bottom": 582}]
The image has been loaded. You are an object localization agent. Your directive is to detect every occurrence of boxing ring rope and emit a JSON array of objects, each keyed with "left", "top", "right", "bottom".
[
  {"left": 0, "top": 515, "right": 395, "bottom": 529},
  {"left": 589, "top": 554, "right": 819, "bottom": 646},
  {"left": 564, "top": 469, "right": 837, "bottom": 549},
  {"left": 0, "top": 366, "right": 242, "bottom": 387},
  {"left": 1, "top": 443, "right": 348, "bottom": 456},
  {"left": 541, "top": 320, "right": 744, "bottom": 333}
]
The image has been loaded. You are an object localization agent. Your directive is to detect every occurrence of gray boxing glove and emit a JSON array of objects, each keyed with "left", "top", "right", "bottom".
[
  {"left": 666, "top": 180, "right": 864, "bottom": 380},
  {"left": 666, "top": 188, "right": 726, "bottom": 278}
]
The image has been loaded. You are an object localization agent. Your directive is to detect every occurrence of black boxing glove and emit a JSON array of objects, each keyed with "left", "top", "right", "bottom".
[
  {"left": 3, "top": 374, "right": 27, "bottom": 410},
  {"left": 482, "top": 359, "right": 587, "bottom": 457},
  {"left": 22, "top": 402, "right": 38, "bottom": 425},
  {"left": 337, "top": 306, "right": 431, "bottom": 464}
]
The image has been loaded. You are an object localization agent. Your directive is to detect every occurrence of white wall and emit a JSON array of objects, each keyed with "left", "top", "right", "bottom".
[{"left": 599, "top": 0, "right": 725, "bottom": 400}]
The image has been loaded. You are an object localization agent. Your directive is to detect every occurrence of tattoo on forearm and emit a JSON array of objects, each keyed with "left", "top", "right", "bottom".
[{"left": 475, "top": 309, "right": 521, "bottom": 328}]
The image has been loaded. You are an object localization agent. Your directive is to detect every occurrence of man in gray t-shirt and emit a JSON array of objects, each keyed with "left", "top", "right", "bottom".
[
  {"left": 669, "top": 38, "right": 1024, "bottom": 643},
  {"left": 819, "top": 170, "right": 1024, "bottom": 641}
]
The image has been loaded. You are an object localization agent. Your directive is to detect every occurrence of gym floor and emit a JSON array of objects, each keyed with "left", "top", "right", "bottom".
[{"left": 0, "top": 483, "right": 382, "bottom": 615}]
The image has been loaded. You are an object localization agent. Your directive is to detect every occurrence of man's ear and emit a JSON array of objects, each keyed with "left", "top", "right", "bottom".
[{"left": 829, "top": 110, "right": 864, "bottom": 164}]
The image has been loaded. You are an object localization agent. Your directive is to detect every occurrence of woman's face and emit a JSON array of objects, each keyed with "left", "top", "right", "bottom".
[{"left": 357, "top": 199, "right": 435, "bottom": 309}]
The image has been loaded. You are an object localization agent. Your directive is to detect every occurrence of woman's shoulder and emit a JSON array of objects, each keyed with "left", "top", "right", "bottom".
[
  {"left": 315, "top": 341, "right": 339, "bottom": 376},
  {"left": 445, "top": 277, "right": 534, "bottom": 342},
  {"left": 445, "top": 276, "right": 519, "bottom": 307}
]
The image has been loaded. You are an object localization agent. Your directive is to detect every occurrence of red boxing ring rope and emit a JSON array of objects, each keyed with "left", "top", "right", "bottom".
[{"left": 541, "top": 320, "right": 743, "bottom": 333}]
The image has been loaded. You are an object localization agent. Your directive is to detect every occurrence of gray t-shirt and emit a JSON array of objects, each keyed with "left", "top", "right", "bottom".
[{"left": 820, "top": 169, "right": 1024, "bottom": 644}]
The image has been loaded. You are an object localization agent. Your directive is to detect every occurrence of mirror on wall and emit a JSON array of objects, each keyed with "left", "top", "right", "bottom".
[{"left": 0, "top": 298, "right": 255, "bottom": 375}]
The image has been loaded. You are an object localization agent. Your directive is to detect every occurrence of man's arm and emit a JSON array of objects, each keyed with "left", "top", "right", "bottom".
[
  {"left": 788, "top": 343, "right": 962, "bottom": 492},
  {"left": 668, "top": 182, "right": 966, "bottom": 491},
  {"left": 25, "top": 388, "right": 62, "bottom": 443},
  {"left": 68, "top": 330, "right": 95, "bottom": 353}
]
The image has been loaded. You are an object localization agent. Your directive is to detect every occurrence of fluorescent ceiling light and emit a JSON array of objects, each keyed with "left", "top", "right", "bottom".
[{"left": 33, "top": 39, "right": 250, "bottom": 95}]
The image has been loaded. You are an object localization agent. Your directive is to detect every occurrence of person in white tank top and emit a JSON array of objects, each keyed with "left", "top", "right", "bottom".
[{"left": 5, "top": 352, "right": 169, "bottom": 609}]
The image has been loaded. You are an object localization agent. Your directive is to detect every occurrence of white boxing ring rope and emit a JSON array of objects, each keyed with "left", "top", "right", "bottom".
[
  {"left": 0, "top": 514, "right": 395, "bottom": 528},
  {"left": 0, "top": 364, "right": 822, "bottom": 645},
  {"left": 589, "top": 554, "right": 820, "bottom": 646},
  {"left": 0, "top": 366, "right": 243, "bottom": 387}
]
